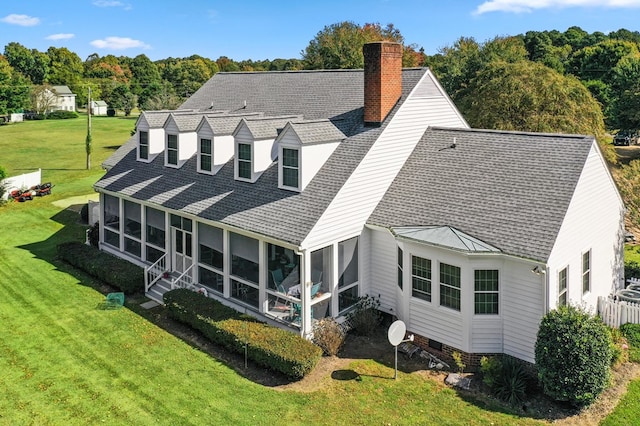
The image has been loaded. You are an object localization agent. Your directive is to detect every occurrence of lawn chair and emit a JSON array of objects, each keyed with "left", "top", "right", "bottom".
[{"left": 105, "top": 292, "right": 125, "bottom": 309}]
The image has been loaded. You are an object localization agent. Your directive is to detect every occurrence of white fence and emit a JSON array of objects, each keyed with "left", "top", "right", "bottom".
[
  {"left": 1, "top": 169, "right": 41, "bottom": 200},
  {"left": 598, "top": 296, "right": 640, "bottom": 328}
]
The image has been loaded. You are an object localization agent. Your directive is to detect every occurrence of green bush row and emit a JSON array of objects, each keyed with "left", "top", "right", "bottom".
[
  {"left": 164, "top": 289, "right": 322, "bottom": 379},
  {"left": 57, "top": 241, "right": 144, "bottom": 294},
  {"left": 47, "top": 110, "right": 79, "bottom": 119}
]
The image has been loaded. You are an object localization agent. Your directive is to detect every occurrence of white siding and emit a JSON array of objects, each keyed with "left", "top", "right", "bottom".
[
  {"left": 213, "top": 135, "right": 235, "bottom": 173},
  {"left": 367, "top": 227, "right": 398, "bottom": 315},
  {"left": 501, "top": 261, "right": 545, "bottom": 363},
  {"left": 300, "top": 142, "right": 340, "bottom": 191},
  {"left": 547, "top": 143, "right": 625, "bottom": 311},
  {"left": 254, "top": 137, "right": 276, "bottom": 176},
  {"left": 164, "top": 118, "right": 197, "bottom": 167},
  {"left": 302, "top": 71, "right": 468, "bottom": 249}
]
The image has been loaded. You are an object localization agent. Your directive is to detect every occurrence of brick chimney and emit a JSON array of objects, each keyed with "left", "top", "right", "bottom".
[{"left": 363, "top": 41, "right": 403, "bottom": 126}]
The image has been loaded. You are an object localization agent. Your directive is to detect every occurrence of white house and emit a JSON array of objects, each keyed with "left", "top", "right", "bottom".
[
  {"left": 90, "top": 100, "right": 108, "bottom": 116},
  {"left": 37, "top": 85, "right": 76, "bottom": 113},
  {"left": 95, "top": 42, "right": 624, "bottom": 367}
]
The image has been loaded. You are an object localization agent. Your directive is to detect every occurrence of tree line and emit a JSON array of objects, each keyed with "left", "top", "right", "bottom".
[{"left": 1, "top": 23, "right": 639, "bottom": 140}]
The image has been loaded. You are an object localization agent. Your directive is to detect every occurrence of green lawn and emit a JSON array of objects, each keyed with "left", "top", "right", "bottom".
[{"left": 0, "top": 117, "right": 636, "bottom": 425}]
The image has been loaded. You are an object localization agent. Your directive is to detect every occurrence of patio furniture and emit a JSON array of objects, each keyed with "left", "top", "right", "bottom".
[
  {"left": 270, "top": 269, "right": 284, "bottom": 289},
  {"left": 311, "top": 282, "right": 322, "bottom": 298}
]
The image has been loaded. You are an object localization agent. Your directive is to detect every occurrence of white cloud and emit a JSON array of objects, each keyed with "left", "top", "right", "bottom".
[
  {"left": 474, "top": 0, "right": 640, "bottom": 14},
  {"left": 93, "top": 1, "right": 132, "bottom": 10},
  {"left": 90, "top": 36, "right": 150, "bottom": 50},
  {"left": 1, "top": 14, "right": 40, "bottom": 26},
  {"left": 46, "top": 33, "right": 75, "bottom": 41}
]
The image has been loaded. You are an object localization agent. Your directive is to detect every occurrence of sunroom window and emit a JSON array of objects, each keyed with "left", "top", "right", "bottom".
[
  {"left": 237, "top": 143, "right": 252, "bottom": 179},
  {"left": 230, "top": 232, "right": 259, "bottom": 301},
  {"left": 282, "top": 148, "right": 299, "bottom": 188},
  {"left": 145, "top": 206, "right": 165, "bottom": 263},
  {"left": 338, "top": 237, "right": 359, "bottom": 313},
  {"left": 198, "top": 223, "right": 223, "bottom": 294},
  {"left": 474, "top": 270, "right": 498, "bottom": 314},
  {"left": 103, "top": 194, "right": 120, "bottom": 249},
  {"left": 167, "top": 134, "right": 178, "bottom": 166},
  {"left": 440, "top": 263, "right": 461, "bottom": 311},
  {"left": 123, "top": 200, "right": 141, "bottom": 258},
  {"left": 411, "top": 255, "right": 431, "bottom": 301},
  {"left": 139, "top": 131, "right": 149, "bottom": 160},
  {"left": 397, "top": 247, "right": 404, "bottom": 290},
  {"left": 199, "top": 138, "right": 212, "bottom": 173}
]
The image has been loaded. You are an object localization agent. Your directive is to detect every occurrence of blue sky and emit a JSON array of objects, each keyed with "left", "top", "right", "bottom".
[{"left": 2, "top": 0, "right": 640, "bottom": 62}]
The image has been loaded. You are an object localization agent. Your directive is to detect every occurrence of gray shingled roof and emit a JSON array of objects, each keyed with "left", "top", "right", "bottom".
[
  {"left": 170, "top": 113, "right": 205, "bottom": 132},
  {"left": 286, "top": 120, "right": 346, "bottom": 144},
  {"left": 96, "top": 69, "right": 427, "bottom": 245},
  {"left": 241, "top": 116, "right": 303, "bottom": 139},
  {"left": 201, "top": 113, "right": 263, "bottom": 135},
  {"left": 368, "top": 127, "right": 595, "bottom": 262},
  {"left": 52, "top": 85, "right": 73, "bottom": 95}
]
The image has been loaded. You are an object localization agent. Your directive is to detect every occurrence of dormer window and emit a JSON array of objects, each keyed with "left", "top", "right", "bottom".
[
  {"left": 237, "top": 143, "right": 252, "bottom": 180},
  {"left": 139, "top": 131, "right": 149, "bottom": 160},
  {"left": 199, "top": 138, "right": 212, "bottom": 173},
  {"left": 281, "top": 148, "right": 299, "bottom": 189},
  {"left": 166, "top": 134, "right": 178, "bottom": 167}
]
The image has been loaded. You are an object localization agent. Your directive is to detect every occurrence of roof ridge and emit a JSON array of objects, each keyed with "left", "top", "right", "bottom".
[{"left": 428, "top": 126, "right": 592, "bottom": 139}]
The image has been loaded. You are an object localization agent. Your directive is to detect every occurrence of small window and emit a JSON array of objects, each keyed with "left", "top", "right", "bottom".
[
  {"left": 474, "top": 270, "right": 498, "bottom": 314},
  {"left": 199, "top": 138, "right": 212, "bottom": 172},
  {"left": 440, "top": 263, "right": 461, "bottom": 311},
  {"left": 558, "top": 267, "right": 568, "bottom": 306},
  {"left": 411, "top": 255, "right": 431, "bottom": 301},
  {"left": 237, "top": 143, "right": 252, "bottom": 179},
  {"left": 139, "top": 131, "right": 149, "bottom": 160},
  {"left": 167, "top": 134, "right": 178, "bottom": 166},
  {"left": 397, "top": 247, "right": 403, "bottom": 290},
  {"left": 582, "top": 251, "right": 591, "bottom": 294},
  {"left": 282, "top": 148, "right": 299, "bottom": 188}
]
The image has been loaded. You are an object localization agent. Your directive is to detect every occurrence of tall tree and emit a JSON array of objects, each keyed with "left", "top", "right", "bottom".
[
  {"left": 46, "top": 46, "right": 83, "bottom": 93},
  {"left": 0, "top": 55, "right": 31, "bottom": 114},
  {"left": 456, "top": 60, "right": 612, "bottom": 161},
  {"left": 4, "top": 42, "right": 49, "bottom": 84},
  {"left": 129, "top": 54, "right": 162, "bottom": 107},
  {"left": 301, "top": 21, "right": 422, "bottom": 69}
]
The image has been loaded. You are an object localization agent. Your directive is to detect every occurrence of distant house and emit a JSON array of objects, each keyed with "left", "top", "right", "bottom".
[
  {"left": 95, "top": 42, "right": 625, "bottom": 368},
  {"left": 36, "top": 85, "right": 76, "bottom": 113},
  {"left": 90, "top": 100, "right": 108, "bottom": 116}
]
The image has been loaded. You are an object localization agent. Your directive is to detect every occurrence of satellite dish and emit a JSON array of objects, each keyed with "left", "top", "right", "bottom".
[{"left": 388, "top": 320, "right": 406, "bottom": 347}]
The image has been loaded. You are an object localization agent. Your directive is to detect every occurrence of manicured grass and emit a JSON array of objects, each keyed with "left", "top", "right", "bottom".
[
  {"left": 624, "top": 244, "right": 640, "bottom": 265},
  {"left": 0, "top": 117, "right": 634, "bottom": 424}
]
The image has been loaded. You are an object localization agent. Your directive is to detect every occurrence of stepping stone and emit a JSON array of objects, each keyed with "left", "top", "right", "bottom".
[{"left": 141, "top": 300, "right": 160, "bottom": 309}]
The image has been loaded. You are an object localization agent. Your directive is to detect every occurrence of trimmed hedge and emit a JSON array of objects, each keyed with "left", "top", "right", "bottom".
[
  {"left": 57, "top": 241, "right": 144, "bottom": 294},
  {"left": 164, "top": 289, "right": 322, "bottom": 379},
  {"left": 47, "top": 110, "right": 79, "bottom": 119}
]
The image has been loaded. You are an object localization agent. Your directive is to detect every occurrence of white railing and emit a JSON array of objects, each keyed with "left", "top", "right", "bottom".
[
  {"left": 171, "top": 264, "right": 195, "bottom": 290},
  {"left": 598, "top": 296, "right": 640, "bottom": 328},
  {"left": 145, "top": 254, "right": 167, "bottom": 292}
]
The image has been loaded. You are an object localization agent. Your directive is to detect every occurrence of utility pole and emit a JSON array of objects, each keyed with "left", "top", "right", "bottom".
[{"left": 86, "top": 87, "right": 92, "bottom": 170}]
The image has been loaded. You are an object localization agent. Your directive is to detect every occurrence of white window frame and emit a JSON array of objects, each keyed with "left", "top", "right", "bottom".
[
  {"left": 279, "top": 146, "right": 300, "bottom": 191},
  {"left": 411, "top": 255, "right": 431, "bottom": 302},
  {"left": 558, "top": 266, "right": 568, "bottom": 306},
  {"left": 198, "top": 137, "right": 213, "bottom": 174},
  {"left": 582, "top": 250, "right": 591, "bottom": 295},
  {"left": 138, "top": 130, "right": 149, "bottom": 161},
  {"left": 166, "top": 134, "right": 179, "bottom": 167},
  {"left": 474, "top": 269, "right": 499, "bottom": 315},
  {"left": 236, "top": 142, "right": 253, "bottom": 181},
  {"left": 439, "top": 262, "right": 461, "bottom": 312}
]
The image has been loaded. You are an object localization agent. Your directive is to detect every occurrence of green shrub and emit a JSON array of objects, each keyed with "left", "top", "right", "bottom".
[
  {"left": 481, "top": 355, "right": 530, "bottom": 406},
  {"left": 312, "top": 317, "right": 346, "bottom": 356},
  {"left": 535, "top": 305, "right": 613, "bottom": 407},
  {"left": 620, "top": 323, "right": 640, "bottom": 362},
  {"left": 480, "top": 356, "right": 502, "bottom": 389},
  {"left": 47, "top": 110, "right": 79, "bottom": 119},
  {"left": 57, "top": 241, "right": 144, "bottom": 294},
  {"left": 164, "top": 289, "right": 322, "bottom": 379},
  {"left": 610, "top": 327, "right": 629, "bottom": 366},
  {"left": 625, "top": 261, "right": 640, "bottom": 281},
  {"left": 493, "top": 357, "right": 529, "bottom": 406},
  {"left": 346, "top": 294, "right": 382, "bottom": 336}
]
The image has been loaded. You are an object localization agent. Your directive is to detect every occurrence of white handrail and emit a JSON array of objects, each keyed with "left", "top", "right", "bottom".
[
  {"left": 171, "top": 264, "right": 194, "bottom": 290},
  {"left": 145, "top": 253, "right": 167, "bottom": 292}
]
